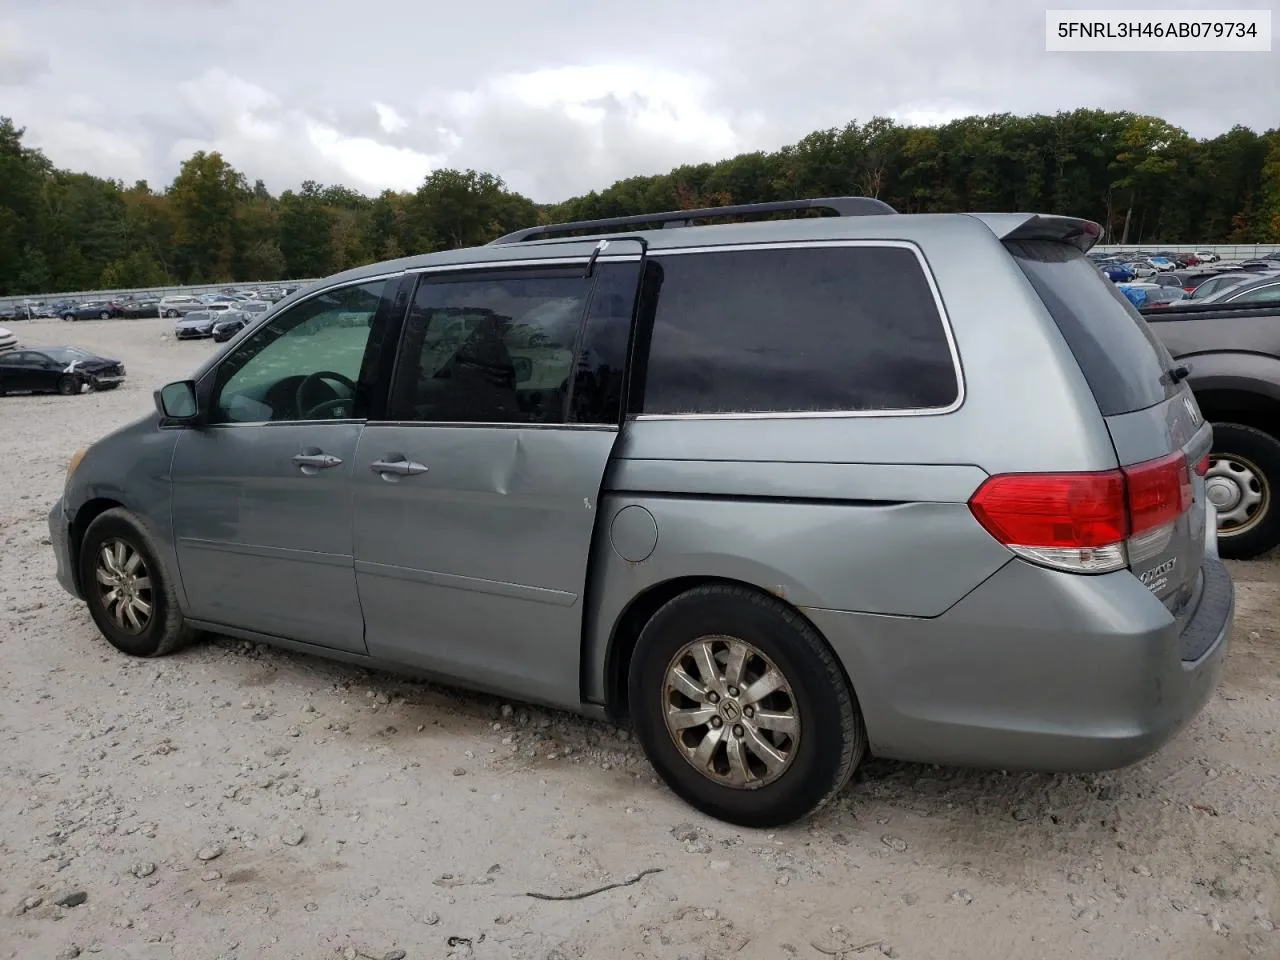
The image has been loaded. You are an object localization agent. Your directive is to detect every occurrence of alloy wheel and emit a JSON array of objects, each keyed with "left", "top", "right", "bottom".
[
  {"left": 95, "top": 538, "right": 153, "bottom": 634},
  {"left": 662, "top": 635, "right": 800, "bottom": 789}
]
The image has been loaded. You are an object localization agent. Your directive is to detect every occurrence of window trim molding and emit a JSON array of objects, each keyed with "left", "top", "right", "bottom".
[
  {"left": 630, "top": 239, "right": 966, "bottom": 422},
  {"left": 201, "top": 271, "right": 404, "bottom": 428},
  {"left": 406, "top": 254, "right": 640, "bottom": 275}
]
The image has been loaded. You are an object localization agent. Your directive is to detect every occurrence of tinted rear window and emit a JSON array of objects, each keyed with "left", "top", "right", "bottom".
[
  {"left": 1007, "top": 240, "right": 1177, "bottom": 416},
  {"left": 636, "top": 245, "right": 959, "bottom": 415}
]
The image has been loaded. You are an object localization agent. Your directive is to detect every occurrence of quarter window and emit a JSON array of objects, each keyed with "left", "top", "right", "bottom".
[
  {"left": 389, "top": 272, "right": 593, "bottom": 424},
  {"left": 209, "top": 279, "right": 387, "bottom": 424},
  {"left": 635, "top": 246, "right": 959, "bottom": 416}
]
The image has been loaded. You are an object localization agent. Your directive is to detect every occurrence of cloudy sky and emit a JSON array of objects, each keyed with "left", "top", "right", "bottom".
[{"left": 1, "top": 0, "right": 1275, "bottom": 202}]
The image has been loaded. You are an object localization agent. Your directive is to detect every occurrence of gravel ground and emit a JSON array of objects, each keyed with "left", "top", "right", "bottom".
[{"left": 2, "top": 317, "right": 1278, "bottom": 960}]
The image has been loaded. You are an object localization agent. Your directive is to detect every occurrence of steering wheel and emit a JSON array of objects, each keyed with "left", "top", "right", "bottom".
[{"left": 296, "top": 370, "right": 358, "bottom": 420}]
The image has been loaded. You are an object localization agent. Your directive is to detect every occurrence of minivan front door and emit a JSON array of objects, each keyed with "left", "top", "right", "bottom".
[
  {"left": 170, "top": 276, "right": 398, "bottom": 653},
  {"left": 352, "top": 261, "right": 639, "bottom": 707}
]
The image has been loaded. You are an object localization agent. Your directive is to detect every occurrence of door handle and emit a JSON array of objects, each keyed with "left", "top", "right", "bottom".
[
  {"left": 370, "top": 458, "right": 429, "bottom": 477},
  {"left": 292, "top": 453, "right": 343, "bottom": 469}
]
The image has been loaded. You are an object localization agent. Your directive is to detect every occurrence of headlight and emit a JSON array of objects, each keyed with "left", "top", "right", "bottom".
[{"left": 66, "top": 447, "right": 87, "bottom": 483}]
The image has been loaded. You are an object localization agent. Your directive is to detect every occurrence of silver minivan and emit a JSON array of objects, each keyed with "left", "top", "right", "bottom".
[{"left": 49, "top": 198, "right": 1234, "bottom": 827}]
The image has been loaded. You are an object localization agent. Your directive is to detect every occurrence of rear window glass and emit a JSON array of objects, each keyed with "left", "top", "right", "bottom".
[
  {"left": 636, "top": 245, "right": 959, "bottom": 415},
  {"left": 1007, "top": 240, "right": 1177, "bottom": 416}
]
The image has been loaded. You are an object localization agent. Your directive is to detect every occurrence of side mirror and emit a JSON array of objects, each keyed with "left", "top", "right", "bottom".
[{"left": 155, "top": 380, "right": 200, "bottom": 423}]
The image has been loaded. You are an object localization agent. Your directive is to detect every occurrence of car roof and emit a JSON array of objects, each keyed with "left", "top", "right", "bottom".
[{"left": 312, "top": 208, "right": 1102, "bottom": 291}]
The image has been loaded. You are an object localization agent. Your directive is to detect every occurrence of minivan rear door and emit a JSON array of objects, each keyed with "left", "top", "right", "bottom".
[{"left": 1007, "top": 239, "right": 1212, "bottom": 625}]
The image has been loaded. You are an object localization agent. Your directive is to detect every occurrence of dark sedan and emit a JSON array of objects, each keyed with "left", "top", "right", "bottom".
[
  {"left": 173, "top": 310, "right": 232, "bottom": 339},
  {"left": 62, "top": 301, "right": 122, "bottom": 322},
  {"left": 120, "top": 298, "right": 162, "bottom": 318},
  {"left": 211, "top": 302, "right": 271, "bottom": 341},
  {"left": 0, "top": 346, "right": 126, "bottom": 396}
]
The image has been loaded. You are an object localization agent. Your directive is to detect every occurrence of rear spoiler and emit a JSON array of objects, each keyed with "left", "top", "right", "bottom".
[{"left": 967, "top": 213, "right": 1104, "bottom": 253}]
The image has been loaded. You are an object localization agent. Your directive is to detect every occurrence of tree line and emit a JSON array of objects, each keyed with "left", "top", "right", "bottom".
[{"left": 1, "top": 109, "right": 1278, "bottom": 297}]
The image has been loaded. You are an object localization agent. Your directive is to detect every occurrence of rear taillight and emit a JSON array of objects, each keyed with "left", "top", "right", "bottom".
[
  {"left": 969, "top": 451, "right": 1194, "bottom": 574},
  {"left": 1194, "top": 454, "right": 1209, "bottom": 476}
]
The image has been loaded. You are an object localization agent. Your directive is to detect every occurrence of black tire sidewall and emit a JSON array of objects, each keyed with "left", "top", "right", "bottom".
[
  {"left": 1211, "top": 422, "right": 1280, "bottom": 559},
  {"left": 57, "top": 375, "right": 77, "bottom": 395},
  {"left": 629, "top": 588, "right": 861, "bottom": 828},
  {"left": 79, "top": 513, "right": 174, "bottom": 657}
]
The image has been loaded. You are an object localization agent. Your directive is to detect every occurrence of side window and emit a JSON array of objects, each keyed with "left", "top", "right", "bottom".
[
  {"left": 1233, "top": 284, "right": 1280, "bottom": 303},
  {"left": 389, "top": 271, "right": 593, "bottom": 424},
  {"left": 209, "top": 279, "right": 387, "bottom": 424},
  {"left": 635, "top": 246, "right": 959, "bottom": 416}
]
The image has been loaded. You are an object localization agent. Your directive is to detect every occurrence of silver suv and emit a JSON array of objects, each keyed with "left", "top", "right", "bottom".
[{"left": 49, "top": 198, "right": 1234, "bottom": 827}]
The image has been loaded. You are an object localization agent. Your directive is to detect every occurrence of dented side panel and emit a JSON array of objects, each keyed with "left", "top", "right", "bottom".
[{"left": 351, "top": 422, "right": 618, "bottom": 709}]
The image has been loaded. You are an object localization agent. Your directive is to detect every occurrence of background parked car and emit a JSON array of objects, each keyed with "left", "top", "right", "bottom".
[
  {"left": 159, "top": 296, "right": 206, "bottom": 318},
  {"left": 119, "top": 297, "right": 162, "bottom": 318},
  {"left": 1100, "top": 262, "right": 1135, "bottom": 282},
  {"left": 211, "top": 302, "right": 272, "bottom": 342},
  {"left": 174, "top": 310, "right": 230, "bottom": 339},
  {"left": 1196, "top": 273, "right": 1280, "bottom": 305},
  {"left": 1184, "top": 272, "right": 1258, "bottom": 301},
  {"left": 62, "top": 301, "right": 118, "bottom": 322},
  {"left": 0, "top": 345, "right": 125, "bottom": 396}
]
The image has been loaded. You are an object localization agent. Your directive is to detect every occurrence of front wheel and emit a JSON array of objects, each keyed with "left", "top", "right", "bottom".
[
  {"left": 57, "top": 375, "right": 79, "bottom": 396},
  {"left": 629, "top": 585, "right": 866, "bottom": 828},
  {"left": 63, "top": 314, "right": 76, "bottom": 322},
  {"left": 79, "top": 508, "right": 195, "bottom": 657},
  {"left": 1207, "top": 423, "right": 1280, "bottom": 559},
  {"left": 166, "top": 310, "right": 179, "bottom": 318}
]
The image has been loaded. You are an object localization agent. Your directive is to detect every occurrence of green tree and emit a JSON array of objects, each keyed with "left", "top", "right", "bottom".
[
  {"left": 278, "top": 181, "right": 336, "bottom": 277},
  {"left": 168, "top": 151, "right": 247, "bottom": 282},
  {"left": 99, "top": 249, "right": 169, "bottom": 289},
  {"left": 406, "top": 169, "right": 537, "bottom": 251}
]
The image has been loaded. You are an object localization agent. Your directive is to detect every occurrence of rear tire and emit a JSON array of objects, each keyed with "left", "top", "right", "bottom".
[
  {"left": 1208, "top": 422, "right": 1280, "bottom": 559},
  {"left": 79, "top": 508, "right": 195, "bottom": 658},
  {"left": 628, "top": 585, "right": 865, "bottom": 828},
  {"left": 99, "top": 311, "right": 110, "bottom": 320}
]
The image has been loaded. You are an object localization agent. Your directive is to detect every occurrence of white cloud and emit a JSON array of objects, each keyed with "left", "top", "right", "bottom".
[
  {"left": 2, "top": 0, "right": 1274, "bottom": 201},
  {"left": 304, "top": 120, "right": 437, "bottom": 192},
  {"left": 373, "top": 102, "right": 408, "bottom": 135},
  {"left": 0, "top": 18, "right": 49, "bottom": 86}
]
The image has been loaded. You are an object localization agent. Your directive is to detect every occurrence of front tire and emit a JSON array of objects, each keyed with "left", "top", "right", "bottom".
[
  {"left": 79, "top": 508, "right": 194, "bottom": 657},
  {"left": 166, "top": 310, "right": 179, "bottom": 318},
  {"left": 628, "top": 585, "right": 865, "bottom": 828},
  {"left": 57, "top": 375, "right": 79, "bottom": 396},
  {"left": 1208, "top": 422, "right": 1280, "bottom": 559}
]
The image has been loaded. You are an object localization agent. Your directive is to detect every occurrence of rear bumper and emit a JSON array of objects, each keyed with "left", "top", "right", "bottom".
[
  {"left": 806, "top": 555, "right": 1233, "bottom": 772},
  {"left": 48, "top": 497, "right": 80, "bottom": 600}
]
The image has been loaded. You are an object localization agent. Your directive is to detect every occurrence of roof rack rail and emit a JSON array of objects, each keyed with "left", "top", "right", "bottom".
[{"left": 488, "top": 196, "right": 897, "bottom": 245}]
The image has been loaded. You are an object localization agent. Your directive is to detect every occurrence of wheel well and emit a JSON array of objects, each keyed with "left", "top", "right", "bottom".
[
  {"left": 602, "top": 576, "right": 836, "bottom": 723},
  {"left": 1194, "top": 389, "right": 1280, "bottom": 440},
  {"left": 69, "top": 498, "right": 123, "bottom": 591}
]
